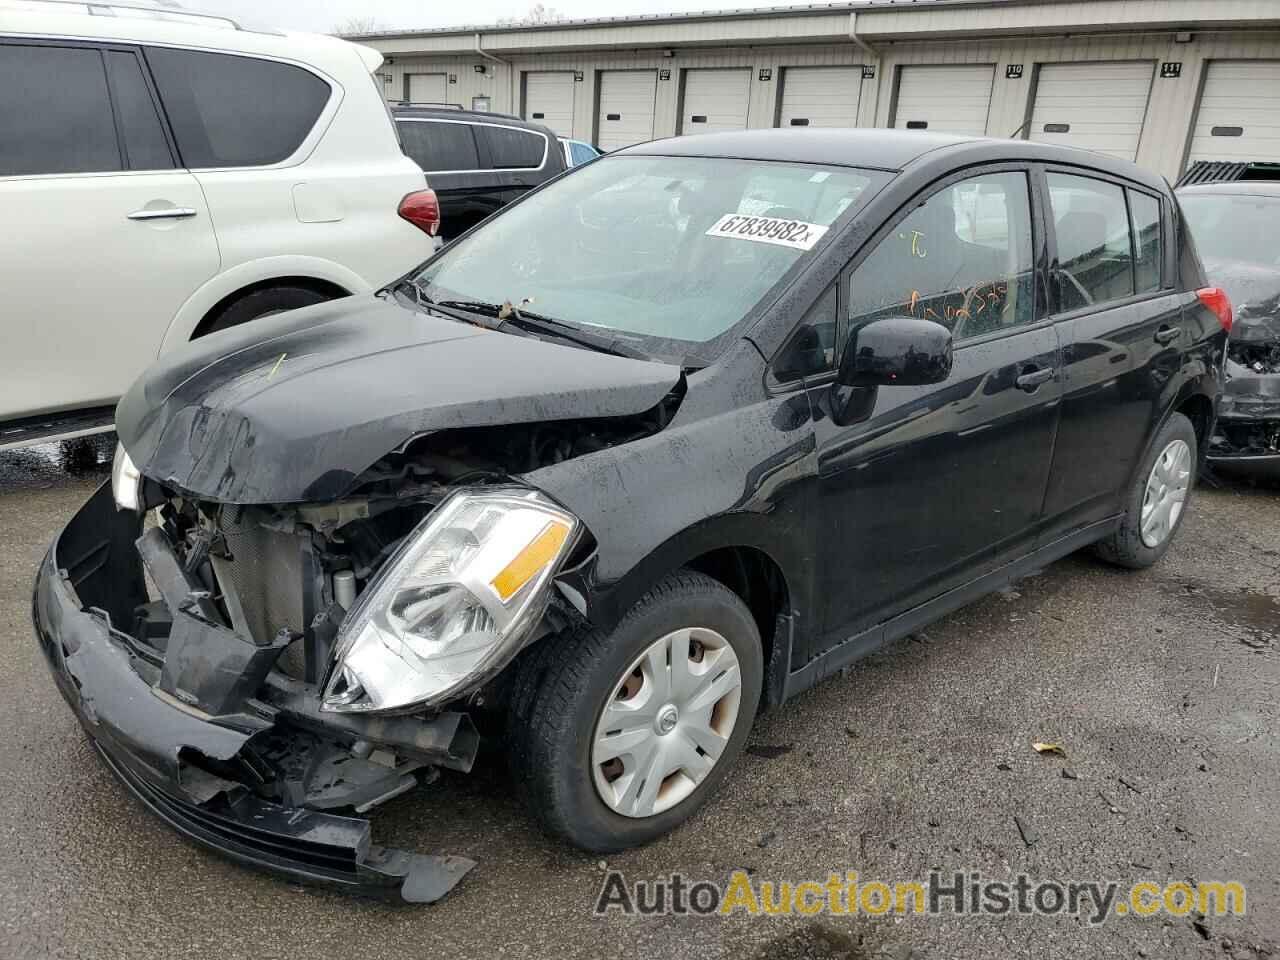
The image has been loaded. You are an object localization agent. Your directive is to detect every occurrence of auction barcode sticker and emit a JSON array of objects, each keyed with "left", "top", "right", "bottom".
[{"left": 704, "top": 213, "right": 829, "bottom": 251}]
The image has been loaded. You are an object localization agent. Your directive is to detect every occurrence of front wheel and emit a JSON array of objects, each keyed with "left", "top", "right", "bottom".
[
  {"left": 508, "top": 571, "right": 763, "bottom": 852},
  {"left": 1094, "top": 412, "right": 1197, "bottom": 569}
]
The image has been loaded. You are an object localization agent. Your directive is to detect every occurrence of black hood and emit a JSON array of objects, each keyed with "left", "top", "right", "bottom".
[{"left": 116, "top": 295, "right": 683, "bottom": 504}]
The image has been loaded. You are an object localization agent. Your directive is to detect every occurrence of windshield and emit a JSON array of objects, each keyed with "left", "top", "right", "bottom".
[
  {"left": 1180, "top": 193, "right": 1280, "bottom": 267},
  {"left": 410, "top": 154, "right": 890, "bottom": 361}
]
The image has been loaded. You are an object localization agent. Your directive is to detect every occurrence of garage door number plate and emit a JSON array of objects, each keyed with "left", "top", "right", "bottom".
[{"left": 705, "top": 214, "right": 829, "bottom": 251}]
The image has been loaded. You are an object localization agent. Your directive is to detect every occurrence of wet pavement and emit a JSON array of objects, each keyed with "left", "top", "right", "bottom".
[{"left": 1, "top": 447, "right": 1277, "bottom": 960}]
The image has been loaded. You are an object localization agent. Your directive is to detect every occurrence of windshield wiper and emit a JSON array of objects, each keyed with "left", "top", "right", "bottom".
[
  {"left": 433, "top": 299, "right": 651, "bottom": 361},
  {"left": 393, "top": 281, "right": 501, "bottom": 329}
]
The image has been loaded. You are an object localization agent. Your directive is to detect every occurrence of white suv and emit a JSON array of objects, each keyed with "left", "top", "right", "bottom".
[{"left": 0, "top": 1, "right": 439, "bottom": 448}]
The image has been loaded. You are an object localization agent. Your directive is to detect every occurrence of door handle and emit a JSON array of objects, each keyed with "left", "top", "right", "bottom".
[
  {"left": 1154, "top": 325, "right": 1181, "bottom": 345},
  {"left": 127, "top": 207, "right": 197, "bottom": 221},
  {"left": 1015, "top": 366, "right": 1055, "bottom": 391}
]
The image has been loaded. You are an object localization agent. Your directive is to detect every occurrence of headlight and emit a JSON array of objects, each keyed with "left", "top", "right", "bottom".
[
  {"left": 321, "top": 489, "right": 578, "bottom": 714},
  {"left": 111, "top": 444, "right": 142, "bottom": 512}
]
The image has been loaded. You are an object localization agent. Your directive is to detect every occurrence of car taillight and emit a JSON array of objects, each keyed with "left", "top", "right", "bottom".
[
  {"left": 399, "top": 189, "right": 440, "bottom": 237},
  {"left": 1197, "top": 287, "right": 1232, "bottom": 333}
]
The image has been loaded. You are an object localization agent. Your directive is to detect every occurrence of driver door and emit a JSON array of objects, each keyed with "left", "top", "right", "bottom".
[{"left": 807, "top": 166, "right": 1064, "bottom": 644}]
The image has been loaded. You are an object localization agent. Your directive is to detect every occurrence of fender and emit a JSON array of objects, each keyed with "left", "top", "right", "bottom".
[
  {"left": 554, "top": 509, "right": 817, "bottom": 652},
  {"left": 156, "top": 255, "right": 371, "bottom": 356},
  {"left": 523, "top": 341, "right": 822, "bottom": 660}
]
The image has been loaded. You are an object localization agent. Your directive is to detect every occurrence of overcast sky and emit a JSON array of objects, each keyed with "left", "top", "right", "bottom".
[{"left": 198, "top": 0, "right": 805, "bottom": 34}]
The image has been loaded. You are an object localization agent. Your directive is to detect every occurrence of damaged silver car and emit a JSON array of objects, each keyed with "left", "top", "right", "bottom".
[{"left": 1179, "top": 178, "right": 1280, "bottom": 475}]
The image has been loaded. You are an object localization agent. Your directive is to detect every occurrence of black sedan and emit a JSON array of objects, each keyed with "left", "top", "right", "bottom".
[{"left": 35, "top": 129, "right": 1227, "bottom": 902}]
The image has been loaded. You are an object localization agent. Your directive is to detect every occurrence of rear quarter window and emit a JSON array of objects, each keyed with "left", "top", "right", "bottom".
[
  {"left": 479, "top": 126, "right": 546, "bottom": 169},
  {"left": 146, "top": 48, "right": 330, "bottom": 168}
]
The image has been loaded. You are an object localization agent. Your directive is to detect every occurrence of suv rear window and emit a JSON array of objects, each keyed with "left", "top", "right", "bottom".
[
  {"left": 480, "top": 125, "right": 546, "bottom": 169},
  {"left": 146, "top": 48, "right": 330, "bottom": 168},
  {"left": 397, "top": 120, "right": 480, "bottom": 172},
  {"left": 0, "top": 43, "right": 120, "bottom": 176}
]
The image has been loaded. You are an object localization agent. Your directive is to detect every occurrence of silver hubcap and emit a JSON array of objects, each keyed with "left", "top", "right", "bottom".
[
  {"left": 591, "top": 627, "right": 743, "bottom": 819},
  {"left": 1140, "top": 439, "right": 1191, "bottom": 548}
]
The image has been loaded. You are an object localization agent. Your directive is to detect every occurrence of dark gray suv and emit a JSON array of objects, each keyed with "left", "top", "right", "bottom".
[{"left": 393, "top": 104, "right": 567, "bottom": 240}]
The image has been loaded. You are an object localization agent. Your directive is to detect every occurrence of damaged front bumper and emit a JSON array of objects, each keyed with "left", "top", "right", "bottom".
[
  {"left": 33, "top": 482, "right": 479, "bottom": 903},
  {"left": 1207, "top": 365, "right": 1280, "bottom": 476}
]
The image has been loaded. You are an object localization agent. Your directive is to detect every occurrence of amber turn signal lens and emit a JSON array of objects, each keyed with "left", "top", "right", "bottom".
[{"left": 491, "top": 519, "right": 571, "bottom": 602}]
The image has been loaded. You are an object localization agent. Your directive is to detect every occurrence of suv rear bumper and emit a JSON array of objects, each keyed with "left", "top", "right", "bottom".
[{"left": 33, "top": 483, "right": 477, "bottom": 902}]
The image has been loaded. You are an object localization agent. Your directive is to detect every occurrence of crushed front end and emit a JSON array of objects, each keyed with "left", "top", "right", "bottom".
[
  {"left": 34, "top": 481, "right": 481, "bottom": 903},
  {"left": 1208, "top": 309, "right": 1280, "bottom": 477}
]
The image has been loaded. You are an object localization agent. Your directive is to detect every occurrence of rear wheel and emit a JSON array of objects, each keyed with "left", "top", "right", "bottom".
[
  {"left": 1094, "top": 412, "right": 1196, "bottom": 569},
  {"left": 201, "top": 285, "right": 333, "bottom": 336},
  {"left": 508, "top": 571, "right": 762, "bottom": 852}
]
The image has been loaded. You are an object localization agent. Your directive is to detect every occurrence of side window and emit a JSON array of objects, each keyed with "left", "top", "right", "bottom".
[
  {"left": 1047, "top": 174, "right": 1133, "bottom": 311},
  {"left": 1129, "top": 190, "right": 1163, "bottom": 293},
  {"left": 146, "top": 48, "right": 330, "bottom": 168},
  {"left": 0, "top": 43, "right": 120, "bottom": 176},
  {"left": 773, "top": 285, "right": 837, "bottom": 383},
  {"left": 480, "top": 126, "right": 546, "bottom": 169},
  {"left": 570, "top": 141, "right": 598, "bottom": 166},
  {"left": 396, "top": 121, "right": 480, "bottom": 172},
  {"left": 845, "top": 171, "right": 1035, "bottom": 347},
  {"left": 104, "top": 51, "right": 173, "bottom": 171}
]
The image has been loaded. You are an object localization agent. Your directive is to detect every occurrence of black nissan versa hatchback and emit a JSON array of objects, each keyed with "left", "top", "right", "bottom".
[{"left": 35, "top": 129, "right": 1229, "bottom": 903}]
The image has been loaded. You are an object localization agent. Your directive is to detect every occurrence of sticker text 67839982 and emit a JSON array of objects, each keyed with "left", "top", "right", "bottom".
[{"left": 704, "top": 214, "right": 830, "bottom": 251}]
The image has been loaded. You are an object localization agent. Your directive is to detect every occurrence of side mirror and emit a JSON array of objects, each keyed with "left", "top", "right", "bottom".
[
  {"left": 831, "top": 317, "right": 953, "bottom": 425},
  {"left": 837, "top": 316, "right": 953, "bottom": 388}
]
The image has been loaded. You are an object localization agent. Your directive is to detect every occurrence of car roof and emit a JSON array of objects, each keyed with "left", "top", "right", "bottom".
[
  {"left": 1177, "top": 181, "right": 1280, "bottom": 197},
  {"left": 0, "top": 0, "right": 374, "bottom": 72},
  {"left": 617, "top": 128, "right": 1169, "bottom": 190},
  {"left": 392, "top": 105, "right": 531, "bottom": 126}
]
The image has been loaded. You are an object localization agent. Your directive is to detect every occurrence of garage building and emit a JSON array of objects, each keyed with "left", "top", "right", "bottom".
[{"left": 359, "top": 0, "right": 1280, "bottom": 181}]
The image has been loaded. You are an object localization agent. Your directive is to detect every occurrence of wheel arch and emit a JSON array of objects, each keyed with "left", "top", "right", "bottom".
[
  {"left": 157, "top": 256, "right": 373, "bottom": 355},
  {"left": 190, "top": 276, "right": 352, "bottom": 340},
  {"left": 559, "top": 513, "right": 814, "bottom": 710}
]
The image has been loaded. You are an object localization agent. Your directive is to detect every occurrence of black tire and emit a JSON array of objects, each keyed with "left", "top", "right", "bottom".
[
  {"left": 1094, "top": 412, "right": 1198, "bottom": 569},
  {"left": 508, "top": 571, "right": 763, "bottom": 853},
  {"left": 201, "top": 285, "right": 333, "bottom": 336}
]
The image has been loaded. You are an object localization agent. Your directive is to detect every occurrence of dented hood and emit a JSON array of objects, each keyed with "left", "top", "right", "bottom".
[{"left": 115, "top": 295, "right": 682, "bottom": 503}]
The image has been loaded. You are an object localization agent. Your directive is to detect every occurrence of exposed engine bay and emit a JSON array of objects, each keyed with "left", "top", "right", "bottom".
[{"left": 34, "top": 397, "right": 680, "bottom": 903}]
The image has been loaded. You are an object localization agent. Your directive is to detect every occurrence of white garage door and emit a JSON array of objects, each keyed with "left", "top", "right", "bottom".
[
  {"left": 597, "top": 70, "right": 658, "bottom": 152},
  {"left": 405, "top": 73, "right": 447, "bottom": 104},
  {"left": 779, "top": 66, "right": 861, "bottom": 128},
  {"left": 894, "top": 64, "right": 993, "bottom": 137},
  {"left": 524, "top": 71, "right": 576, "bottom": 137},
  {"left": 1188, "top": 61, "right": 1280, "bottom": 164},
  {"left": 681, "top": 68, "right": 751, "bottom": 134},
  {"left": 1029, "top": 61, "right": 1153, "bottom": 161}
]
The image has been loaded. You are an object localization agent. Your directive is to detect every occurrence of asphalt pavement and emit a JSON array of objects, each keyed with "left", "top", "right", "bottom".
[{"left": 1, "top": 444, "right": 1277, "bottom": 960}]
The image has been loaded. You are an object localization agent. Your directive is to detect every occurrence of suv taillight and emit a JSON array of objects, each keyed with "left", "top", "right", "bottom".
[
  {"left": 1196, "top": 287, "right": 1233, "bottom": 333},
  {"left": 399, "top": 189, "right": 440, "bottom": 237}
]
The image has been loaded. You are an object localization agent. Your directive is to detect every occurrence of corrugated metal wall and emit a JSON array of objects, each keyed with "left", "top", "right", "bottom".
[{"left": 373, "top": 24, "right": 1280, "bottom": 180}]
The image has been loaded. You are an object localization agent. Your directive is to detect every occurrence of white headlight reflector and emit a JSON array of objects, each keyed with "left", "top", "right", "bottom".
[
  {"left": 321, "top": 489, "right": 578, "bottom": 714},
  {"left": 111, "top": 444, "right": 142, "bottom": 512}
]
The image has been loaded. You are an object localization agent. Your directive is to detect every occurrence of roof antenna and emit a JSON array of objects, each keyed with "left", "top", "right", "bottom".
[{"left": 1008, "top": 118, "right": 1032, "bottom": 139}]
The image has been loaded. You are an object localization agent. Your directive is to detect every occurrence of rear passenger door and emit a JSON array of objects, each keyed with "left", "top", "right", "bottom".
[
  {"left": 0, "top": 40, "right": 218, "bottom": 422},
  {"left": 474, "top": 122, "right": 557, "bottom": 203},
  {"left": 1037, "top": 169, "right": 1185, "bottom": 538}
]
